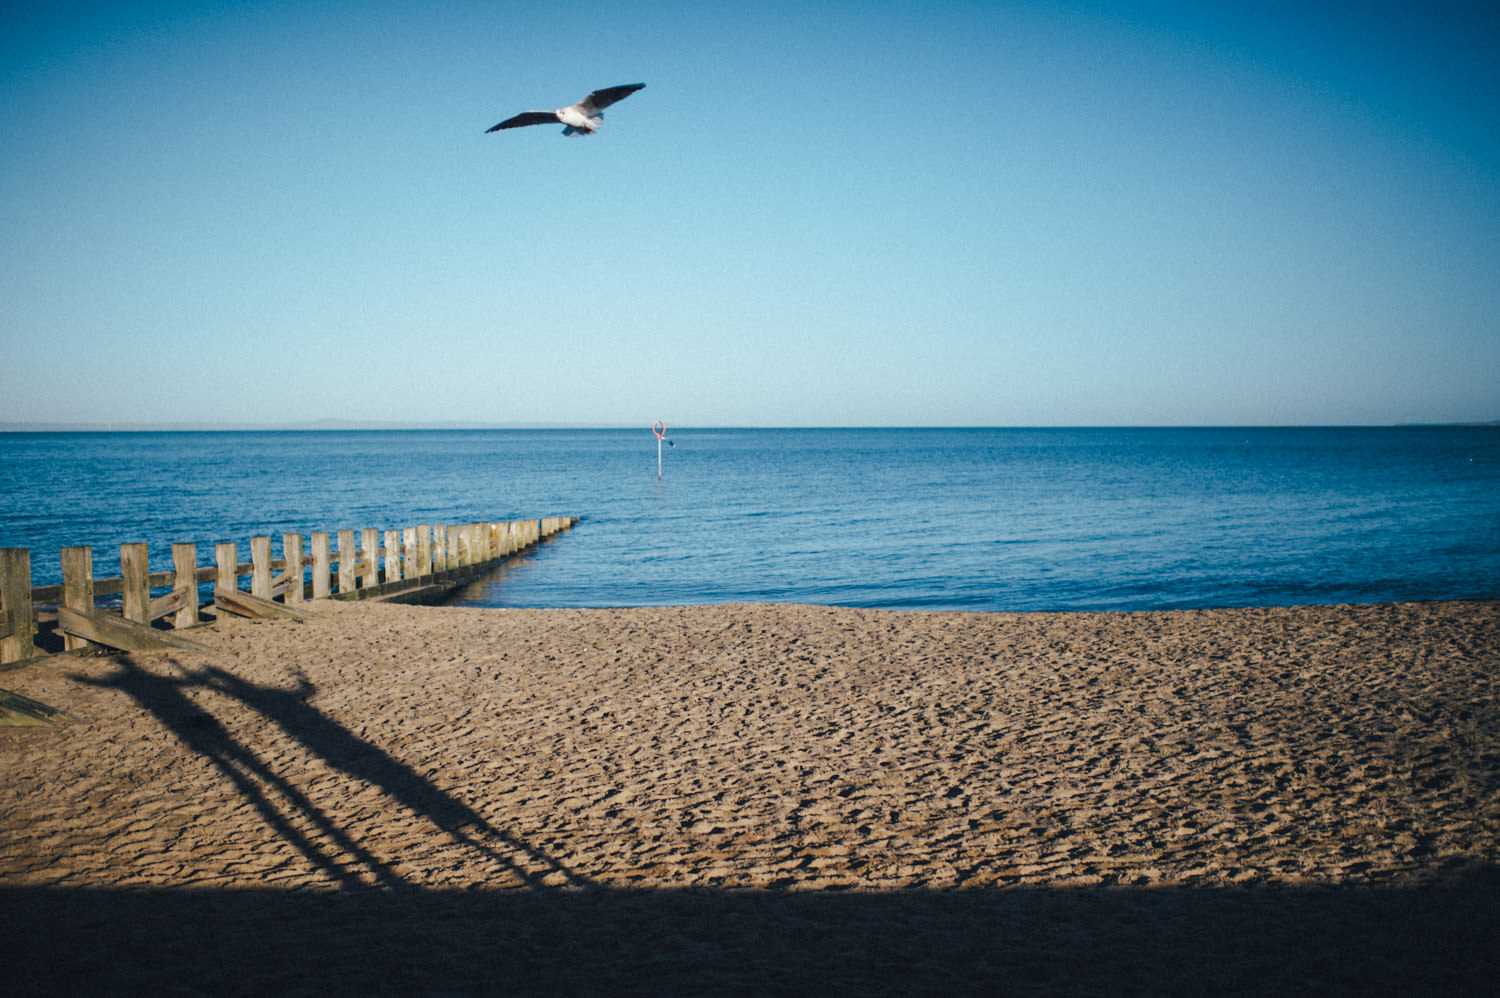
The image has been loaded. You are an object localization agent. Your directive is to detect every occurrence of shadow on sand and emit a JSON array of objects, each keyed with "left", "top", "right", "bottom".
[
  {"left": 70, "top": 655, "right": 588, "bottom": 891},
  {"left": 6, "top": 654, "right": 1495, "bottom": 995},
  {"left": 3, "top": 875, "right": 1497, "bottom": 996}
]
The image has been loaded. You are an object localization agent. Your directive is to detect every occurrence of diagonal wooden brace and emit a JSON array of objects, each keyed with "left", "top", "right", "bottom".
[
  {"left": 56, "top": 606, "right": 212, "bottom": 655},
  {"left": 213, "top": 588, "right": 313, "bottom": 621}
]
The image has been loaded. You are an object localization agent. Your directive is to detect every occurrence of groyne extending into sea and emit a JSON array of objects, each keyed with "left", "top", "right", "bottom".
[{"left": 0, "top": 516, "right": 578, "bottom": 671}]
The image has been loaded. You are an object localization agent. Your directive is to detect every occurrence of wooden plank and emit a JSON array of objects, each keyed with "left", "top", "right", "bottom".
[
  {"left": 446, "top": 524, "right": 460, "bottom": 570},
  {"left": 312, "top": 532, "right": 331, "bottom": 599},
  {"left": 336, "top": 529, "right": 356, "bottom": 594},
  {"left": 416, "top": 524, "right": 432, "bottom": 579},
  {"left": 432, "top": 525, "right": 449, "bottom": 573},
  {"left": 148, "top": 587, "right": 188, "bottom": 622},
  {"left": 360, "top": 528, "right": 380, "bottom": 589},
  {"left": 57, "top": 606, "right": 211, "bottom": 654},
  {"left": 61, "top": 546, "right": 95, "bottom": 652},
  {"left": 282, "top": 533, "right": 304, "bottom": 604},
  {"left": 216, "top": 542, "right": 238, "bottom": 595},
  {"left": 251, "top": 536, "right": 272, "bottom": 599},
  {"left": 121, "top": 543, "right": 149, "bottom": 624},
  {"left": 376, "top": 584, "right": 448, "bottom": 605},
  {"left": 1, "top": 549, "right": 34, "bottom": 664},
  {"left": 384, "top": 529, "right": 402, "bottom": 583},
  {"left": 172, "top": 542, "right": 199, "bottom": 629},
  {"left": 213, "top": 588, "right": 313, "bottom": 621},
  {"left": 1, "top": 687, "right": 80, "bottom": 727},
  {"left": 403, "top": 526, "right": 419, "bottom": 580},
  {"left": 29, "top": 583, "right": 63, "bottom": 603}
]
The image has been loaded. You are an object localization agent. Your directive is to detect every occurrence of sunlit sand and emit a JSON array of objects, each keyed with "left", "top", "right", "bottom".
[{"left": 3, "top": 599, "right": 1496, "bottom": 993}]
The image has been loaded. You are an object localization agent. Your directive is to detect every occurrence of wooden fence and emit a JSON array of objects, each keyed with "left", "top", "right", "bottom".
[{"left": 0, "top": 515, "right": 579, "bottom": 667}]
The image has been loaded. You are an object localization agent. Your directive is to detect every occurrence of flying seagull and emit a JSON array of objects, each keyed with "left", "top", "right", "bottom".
[{"left": 485, "top": 83, "right": 645, "bottom": 136}]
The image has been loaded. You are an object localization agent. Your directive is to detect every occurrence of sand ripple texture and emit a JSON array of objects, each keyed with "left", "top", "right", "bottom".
[
  {"left": 4, "top": 599, "right": 1500, "bottom": 891},
  {"left": 2, "top": 600, "right": 1498, "bottom": 993}
]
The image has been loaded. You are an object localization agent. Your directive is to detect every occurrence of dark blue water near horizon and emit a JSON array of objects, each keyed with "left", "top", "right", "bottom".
[{"left": 2, "top": 427, "right": 1497, "bottom": 613}]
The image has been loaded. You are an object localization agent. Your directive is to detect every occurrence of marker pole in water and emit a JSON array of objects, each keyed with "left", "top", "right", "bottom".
[{"left": 653, "top": 420, "right": 666, "bottom": 480}]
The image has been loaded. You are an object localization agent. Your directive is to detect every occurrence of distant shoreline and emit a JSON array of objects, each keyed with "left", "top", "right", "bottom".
[
  {"left": 0, "top": 421, "right": 607, "bottom": 433},
  {"left": 3, "top": 420, "right": 1498, "bottom": 433}
]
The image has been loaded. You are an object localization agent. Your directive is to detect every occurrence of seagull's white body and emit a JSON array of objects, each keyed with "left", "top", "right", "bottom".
[
  {"left": 486, "top": 83, "right": 645, "bottom": 136},
  {"left": 555, "top": 104, "right": 600, "bottom": 136}
]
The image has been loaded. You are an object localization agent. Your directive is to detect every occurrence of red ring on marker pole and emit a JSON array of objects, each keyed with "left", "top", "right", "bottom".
[{"left": 652, "top": 421, "right": 666, "bottom": 439}]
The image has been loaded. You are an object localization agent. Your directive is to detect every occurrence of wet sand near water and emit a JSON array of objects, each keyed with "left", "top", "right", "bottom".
[{"left": 2, "top": 599, "right": 1497, "bottom": 994}]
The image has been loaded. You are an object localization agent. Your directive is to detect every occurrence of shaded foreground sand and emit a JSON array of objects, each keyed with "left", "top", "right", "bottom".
[{"left": 2, "top": 599, "right": 1497, "bottom": 994}]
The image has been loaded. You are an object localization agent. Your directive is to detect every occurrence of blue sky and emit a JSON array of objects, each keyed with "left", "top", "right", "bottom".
[{"left": 2, "top": 0, "right": 1497, "bottom": 427}]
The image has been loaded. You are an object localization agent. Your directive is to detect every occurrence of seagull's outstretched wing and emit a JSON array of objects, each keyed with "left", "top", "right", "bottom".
[
  {"left": 486, "top": 111, "right": 558, "bottom": 132},
  {"left": 575, "top": 83, "right": 645, "bottom": 115}
]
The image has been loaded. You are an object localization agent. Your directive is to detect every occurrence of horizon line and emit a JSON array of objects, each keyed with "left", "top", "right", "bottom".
[{"left": 3, "top": 420, "right": 1498, "bottom": 433}]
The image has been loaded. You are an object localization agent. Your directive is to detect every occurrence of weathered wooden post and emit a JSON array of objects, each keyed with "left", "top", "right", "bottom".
[
  {"left": 282, "top": 533, "right": 304, "bottom": 603},
  {"left": 447, "top": 525, "right": 461, "bottom": 570},
  {"left": 384, "top": 529, "right": 402, "bottom": 583},
  {"left": 360, "top": 529, "right": 379, "bottom": 589},
  {"left": 121, "top": 543, "right": 149, "bottom": 624},
  {"left": 416, "top": 525, "right": 432, "bottom": 578},
  {"left": 215, "top": 542, "right": 238, "bottom": 595},
  {"left": 172, "top": 542, "right": 199, "bottom": 628},
  {"left": 432, "top": 526, "right": 448, "bottom": 573},
  {"left": 217, "top": 540, "right": 240, "bottom": 594},
  {"left": 403, "top": 527, "right": 419, "bottom": 580},
  {"left": 337, "top": 529, "right": 356, "bottom": 594},
  {"left": 61, "top": 546, "right": 95, "bottom": 651},
  {"left": 0, "top": 548, "right": 35, "bottom": 664},
  {"left": 251, "top": 536, "right": 272, "bottom": 599},
  {"left": 311, "top": 532, "right": 331, "bottom": 599}
]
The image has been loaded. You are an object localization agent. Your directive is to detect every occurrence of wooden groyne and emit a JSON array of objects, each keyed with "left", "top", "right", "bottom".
[{"left": 0, "top": 516, "right": 579, "bottom": 669}]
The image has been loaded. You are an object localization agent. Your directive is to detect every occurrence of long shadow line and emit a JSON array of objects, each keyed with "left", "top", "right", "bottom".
[
  {"left": 77, "top": 657, "right": 406, "bottom": 890},
  {"left": 193, "top": 663, "right": 592, "bottom": 889},
  {"left": 74, "top": 654, "right": 591, "bottom": 890}
]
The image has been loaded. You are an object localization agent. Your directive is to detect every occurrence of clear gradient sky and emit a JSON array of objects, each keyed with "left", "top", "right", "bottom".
[{"left": 3, "top": 1, "right": 1497, "bottom": 427}]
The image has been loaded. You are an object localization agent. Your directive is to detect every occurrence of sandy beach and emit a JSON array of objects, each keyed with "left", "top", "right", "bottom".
[{"left": 3, "top": 599, "right": 1497, "bottom": 994}]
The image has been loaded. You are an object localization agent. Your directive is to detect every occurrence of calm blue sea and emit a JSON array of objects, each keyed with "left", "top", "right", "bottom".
[{"left": 1, "top": 427, "right": 1497, "bottom": 612}]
